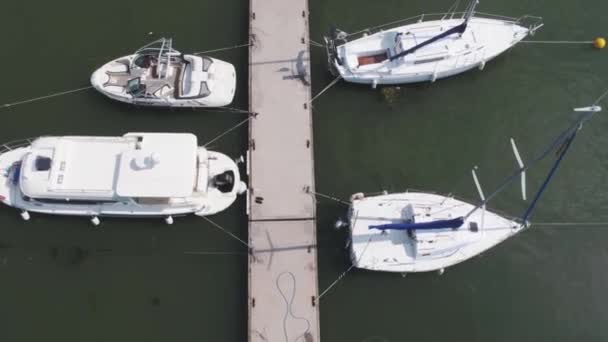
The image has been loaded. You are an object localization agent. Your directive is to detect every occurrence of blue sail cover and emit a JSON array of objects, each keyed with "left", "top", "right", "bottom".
[
  {"left": 369, "top": 217, "right": 465, "bottom": 231},
  {"left": 389, "top": 22, "right": 468, "bottom": 61}
]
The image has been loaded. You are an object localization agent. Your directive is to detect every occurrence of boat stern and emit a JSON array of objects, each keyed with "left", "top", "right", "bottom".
[
  {"left": 194, "top": 149, "right": 245, "bottom": 217},
  {"left": 0, "top": 146, "right": 30, "bottom": 207},
  {"left": 324, "top": 27, "right": 350, "bottom": 77}
]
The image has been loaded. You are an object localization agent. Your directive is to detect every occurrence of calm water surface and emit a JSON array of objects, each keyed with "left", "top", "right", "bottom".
[{"left": 1, "top": 0, "right": 608, "bottom": 341}]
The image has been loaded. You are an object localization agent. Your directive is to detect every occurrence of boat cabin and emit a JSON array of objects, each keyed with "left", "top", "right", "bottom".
[{"left": 17, "top": 133, "right": 206, "bottom": 204}]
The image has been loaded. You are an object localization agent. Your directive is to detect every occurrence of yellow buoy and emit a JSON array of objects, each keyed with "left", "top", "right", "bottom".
[{"left": 594, "top": 37, "right": 606, "bottom": 49}]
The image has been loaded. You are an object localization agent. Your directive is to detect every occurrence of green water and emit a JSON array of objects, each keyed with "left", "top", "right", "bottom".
[{"left": 1, "top": 0, "right": 608, "bottom": 341}]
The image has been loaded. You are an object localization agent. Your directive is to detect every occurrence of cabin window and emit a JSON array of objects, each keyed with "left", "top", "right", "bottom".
[
  {"left": 10, "top": 161, "right": 22, "bottom": 185},
  {"left": 136, "top": 198, "right": 170, "bottom": 205},
  {"left": 32, "top": 198, "right": 116, "bottom": 205},
  {"left": 200, "top": 82, "right": 211, "bottom": 97},
  {"left": 134, "top": 54, "right": 155, "bottom": 68},
  {"left": 35, "top": 157, "right": 52, "bottom": 171},
  {"left": 414, "top": 56, "right": 446, "bottom": 65},
  {"left": 202, "top": 57, "right": 213, "bottom": 71}
]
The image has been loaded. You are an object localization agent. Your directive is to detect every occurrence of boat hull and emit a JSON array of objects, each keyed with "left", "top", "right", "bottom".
[
  {"left": 0, "top": 139, "right": 245, "bottom": 222},
  {"left": 91, "top": 55, "right": 236, "bottom": 108},
  {"left": 348, "top": 192, "right": 524, "bottom": 273},
  {"left": 331, "top": 17, "right": 532, "bottom": 86}
]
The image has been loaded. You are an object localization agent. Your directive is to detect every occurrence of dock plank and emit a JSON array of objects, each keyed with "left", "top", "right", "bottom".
[
  {"left": 248, "top": 0, "right": 320, "bottom": 340},
  {"left": 248, "top": 0, "right": 315, "bottom": 221}
]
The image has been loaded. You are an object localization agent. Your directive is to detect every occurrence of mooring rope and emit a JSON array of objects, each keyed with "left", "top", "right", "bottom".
[
  {"left": 183, "top": 250, "right": 247, "bottom": 255},
  {"left": 304, "top": 186, "right": 350, "bottom": 205},
  {"left": 203, "top": 112, "right": 257, "bottom": 147},
  {"left": 1, "top": 85, "right": 94, "bottom": 109},
  {"left": 308, "top": 39, "right": 325, "bottom": 48},
  {"left": 198, "top": 106, "right": 251, "bottom": 114},
  {"left": 200, "top": 215, "right": 251, "bottom": 250},
  {"left": 276, "top": 271, "right": 312, "bottom": 342},
  {"left": 534, "top": 222, "right": 608, "bottom": 227},
  {"left": 192, "top": 42, "right": 252, "bottom": 55},
  {"left": 308, "top": 76, "right": 341, "bottom": 104},
  {"left": 319, "top": 235, "right": 373, "bottom": 300},
  {"left": 520, "top": 40, "right": 593, "bottom": 44}
]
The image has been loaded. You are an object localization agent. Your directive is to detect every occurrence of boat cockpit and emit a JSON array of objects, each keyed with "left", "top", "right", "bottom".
[{"left": 212, "top": 170, "right": 235, "bottom": 193}]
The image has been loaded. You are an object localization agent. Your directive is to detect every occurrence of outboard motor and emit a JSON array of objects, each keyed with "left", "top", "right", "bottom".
[{"left": 213, "top": 171, "right": 235, "bottom": 193}]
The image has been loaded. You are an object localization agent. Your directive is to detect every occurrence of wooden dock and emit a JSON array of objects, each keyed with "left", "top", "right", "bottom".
[{"left": 247, "top": 0, "right": 320, "bottom": 340}]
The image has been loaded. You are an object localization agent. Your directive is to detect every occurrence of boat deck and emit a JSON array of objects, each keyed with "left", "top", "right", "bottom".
[{"left": 248, "top": 0, "right": 320, "bottom": 340}]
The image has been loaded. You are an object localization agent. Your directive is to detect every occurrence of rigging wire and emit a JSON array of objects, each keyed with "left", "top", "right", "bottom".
[
  {"left": 1, "top": 86, "right": 94, "bottom": 109},
  {"left": 594, "top": 88, "right": 608, "bottom": 105},
  {"left": 463, "top": 105, "right": 601, "bottom": 220}
]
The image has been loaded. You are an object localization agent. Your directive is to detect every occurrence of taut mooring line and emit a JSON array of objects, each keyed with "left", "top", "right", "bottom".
[
  {"left": 308, "top": 39, "right": 325, "bottom": 48},
  {"left": 319, "top": 233, "right": 373, "bottom": 300},
  {"left": 520, "top": 40, "right": 593, "bottom": 44},
  {"left": 192, "top": 42, "right": 252, "bottom": 55},
  {"left": 200, "top": 215, "right": 251, "bottom": 251},
  {"left": 307, "top": 76, "right": 341, "bottom": 105},
  {"left": 304, "top": 186, "right": 350, "bottom": 206},
  {"left": 534, "top": 222, "right": 608, "bottom": 227},
  {"left": 2, "top": 86, "right": 94, "bottom": 109},
  {"left": 183, "top": 250, "right": 247, "bottom": 255},
  {"left": 203, "top": 112, "right": 258, "bottom": 147}
]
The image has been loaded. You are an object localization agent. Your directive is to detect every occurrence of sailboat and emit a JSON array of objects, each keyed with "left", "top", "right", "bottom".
[
  {"left": 324, "top": 0, "right": 543, "bottom": 87},
  {"left": 91, "top": 38, "right": 237, "bottom": 107},
  {"left": 344, "top": 104, "right": 601, "bottom": 273}
]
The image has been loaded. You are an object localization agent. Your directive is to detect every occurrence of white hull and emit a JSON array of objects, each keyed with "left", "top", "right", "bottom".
[
  {"left": 331, "top": 16, "right": 536, "bottom": 85},
  {"left": 0, "top": 136, "right": 246, "bottom": 222},
  {"left": 91, "top": 53, "right": 236, "bottom": 108},
  {"left": 348, "top": 192, "right": 524, "bottom": 273}
]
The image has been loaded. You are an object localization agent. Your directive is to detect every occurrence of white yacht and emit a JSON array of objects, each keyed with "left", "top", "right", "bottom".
[
  {"left": 324, "top": 0, "right": 543, "bottom": 87},
  {"left": 0, "top": 133, "right": 247, "bottom": 224},
  {"left": 344, "top": 105, "right": 602, "bottom": 273},
  {"left": 91, "top": 38, "right": 237, "bottom": 107}
]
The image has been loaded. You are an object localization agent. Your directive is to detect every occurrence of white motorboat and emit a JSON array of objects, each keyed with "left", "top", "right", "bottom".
[
  {"left": 344, "top": 104, "right": 602, "bottom": 273},
  {"left": 324, "top": 0, "right": 543, "bottom": 87},
  {"left": 91, "top": 38, "right": 237, "bottom": 107},
  {"left": 0, "top": 133, "right": 247, "bottom": 224}
]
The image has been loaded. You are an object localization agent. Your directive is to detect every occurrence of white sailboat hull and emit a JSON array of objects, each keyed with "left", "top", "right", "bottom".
[
  {"left": 348, "top": 192, "right": 525, "bottom": 273},
  {"left": 332, "top": 17, "right": 533, "bottom": 85}
]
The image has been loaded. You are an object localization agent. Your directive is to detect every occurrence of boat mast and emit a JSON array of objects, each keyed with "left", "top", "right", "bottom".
[
  {"left": 388, "top": 0, "right": 478, "bottom": 61},
  {"left": 462, "top": 0, "right": 479, "bottom": 26},
  {"left": 463, "top": 106, "right": 601, "bottom": 221},
  {"left": 520, "top": 131, "right": 576, "bottom": 222}
]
